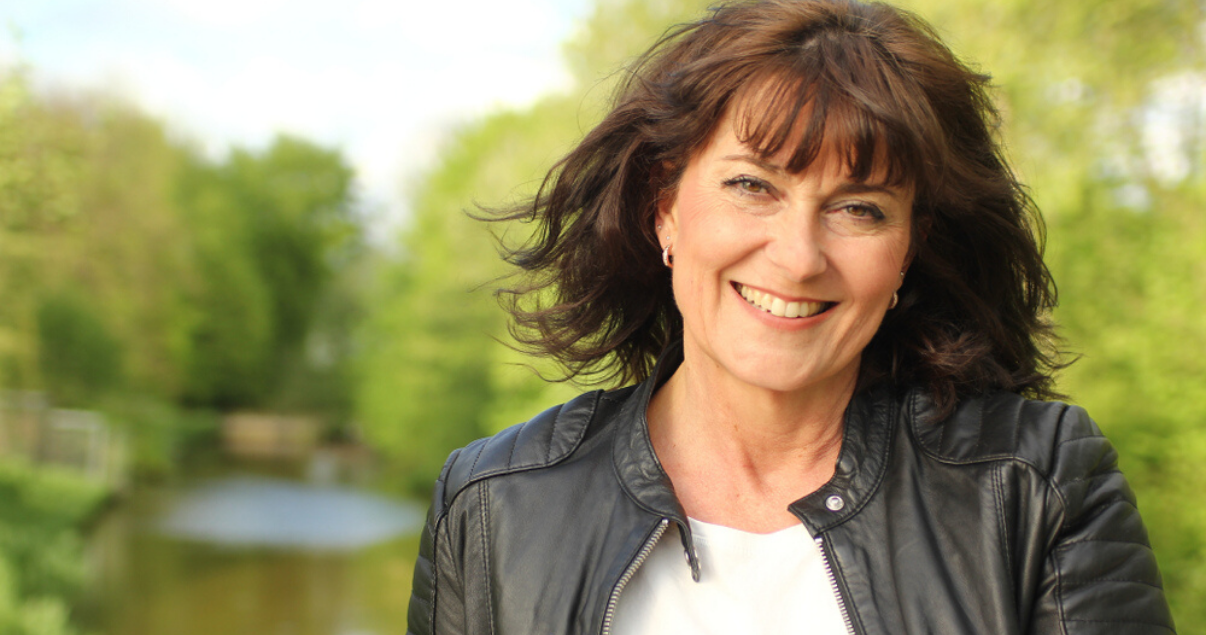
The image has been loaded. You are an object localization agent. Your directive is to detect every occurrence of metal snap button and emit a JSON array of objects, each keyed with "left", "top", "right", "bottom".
[{"left": 825, "top": 495, "right": 845, "bottom": 512}]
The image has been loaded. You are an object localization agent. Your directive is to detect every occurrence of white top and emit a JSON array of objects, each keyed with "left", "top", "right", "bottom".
[{"left": 610, "top": 518, "right": 849, "bottom": 634}]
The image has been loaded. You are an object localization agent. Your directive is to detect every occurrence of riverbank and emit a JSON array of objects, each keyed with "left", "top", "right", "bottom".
[
  {"left": 79, "top": 446, "right": 423, "bottom": 635},
  {"left": 0, "top": 459, "right": 108, "bottom": 635}
]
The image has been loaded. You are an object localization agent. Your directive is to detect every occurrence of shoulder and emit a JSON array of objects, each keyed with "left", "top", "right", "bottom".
[
  {"left": 906, "top": 390, "right": 1117, "bottom": 485},
  {"left": 906, "top": 397, "right": 1174, "bottom": 630},
  {"left": 429, "top": 385, "right": 637, "bottom": 518}
]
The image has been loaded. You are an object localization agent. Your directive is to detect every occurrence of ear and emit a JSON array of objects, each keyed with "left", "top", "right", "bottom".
[
  {"left": 652, "top": 160, "right": 682, "bottom": 246},
  {"left": 655, "top": 186, "right": 680, "bottom": 247}
]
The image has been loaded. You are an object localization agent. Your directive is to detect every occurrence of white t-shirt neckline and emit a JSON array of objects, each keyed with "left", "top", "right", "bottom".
[{"left": 609, "top": 517, "right": 849, "bottom": 634}]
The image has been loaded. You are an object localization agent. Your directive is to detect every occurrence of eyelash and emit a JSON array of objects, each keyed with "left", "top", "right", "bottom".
[
  {"left": 723, "top": 176, "right": 887, "bottom": 222},
  {"left": 836, "top": 202, "right": 886, "bottom": 221},
  {"left": 723, "top": 175, "right": 772, "bottom": 195}
]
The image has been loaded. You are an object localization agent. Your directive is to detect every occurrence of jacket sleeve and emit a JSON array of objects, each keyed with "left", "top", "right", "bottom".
[
  {"left": 1027, "top": 405, "right": 1175, "bottom": 634},
  {"left": 407, "top": 449, "right": 466, "bottom": 635}
]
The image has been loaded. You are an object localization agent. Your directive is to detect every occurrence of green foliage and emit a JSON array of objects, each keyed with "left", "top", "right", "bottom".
[
  {"left": 0, "top": 461, "right": 106, "bottom": 635},
  {"left": 0, "top": 63, "right": 362, "bottom": 419},
  {"left": 175, "top": 136, "right": 360, "bottom": 410},
  {"left": 35, "top": 291, "right": 123, "bottom": 408},
  {"left": 0, "top": 71, "right": 81, "bottom": 391},
  {"left": 219, "top": 137, "right": 358, "bottom": 383}
]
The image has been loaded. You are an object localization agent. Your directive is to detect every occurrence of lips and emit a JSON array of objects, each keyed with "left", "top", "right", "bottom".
[{"left": 734, "top": 283, "right": 833, "bottom": 318}]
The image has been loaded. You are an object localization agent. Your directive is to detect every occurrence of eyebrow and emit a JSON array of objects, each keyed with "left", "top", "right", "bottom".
[
  {"left": 720, "top": 153, "right": 904, "bottom": 197},
  {"left": 722, "top": 153, "right": 785, "bottom": 175}
]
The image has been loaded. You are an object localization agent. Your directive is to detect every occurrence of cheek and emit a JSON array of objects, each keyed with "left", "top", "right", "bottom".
[
  {"left": 838, "top": 236, "right": 910, "bottom": 298},
  {"left": 671, "top": 212, "right": 746, "bottom": 319}
]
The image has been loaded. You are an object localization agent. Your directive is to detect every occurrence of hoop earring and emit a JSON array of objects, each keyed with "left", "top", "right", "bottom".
[
  {"left": 889, "top": 291, "right": 899, "bottom": 310},
  {"left": 662, "top": 244, "right": 673, "bottom": 268}
]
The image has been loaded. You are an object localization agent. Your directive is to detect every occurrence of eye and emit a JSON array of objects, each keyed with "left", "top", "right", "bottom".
[
  {"left": 835, "top": 202, "right": 885, "bottom": 221},
  {"left": 723, "top": 176, "right": 773, "bottom": 196}
]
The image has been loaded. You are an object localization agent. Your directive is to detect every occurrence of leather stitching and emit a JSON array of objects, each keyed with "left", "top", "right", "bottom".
[
  {"left": 545, "top": 404, "right": 560, "bottom": 464},
  {"left": 1050, "top": 548, "right": 1069, "bottom": 635},
  {"left": 1060, "top": 577, "right": 1164, "bottom": 590},
  {"left": 468, "top": 442, "right": 487, "bottom": 477},
  {"left": 1054, "top": 537, "right": 1153, "bottom": 550},
  {"left": 441, "top": 392, "right": 603, "bottom": 501},
  {"left": 1059, "top": 469, "right": 1122, "bottom": 486},
  {"left": 1048, "top": 406, "right": 1071, "bottom": 635},
  {"left": 438, "top": 448, "right": 461, "bottom": 513},
  {"left": 813, "top": 387, "right": 898, "bottom": 533},
  {"left": 992, "top": 464, "right": 1015, "bottom": 593},
  {"left": 1063, "top": 498, "right": 1139, "bottom": 530},
  {"left": 479, "top": 482, "right": 495, "bottom": 635},
  {"left": 1064, "top": 618, "right": 1174, "bottom": 630},
  {"left": 429, "top": 513, "right": 445, "bottom": 630},
  {"left": 1054, "top": 434, "right": 1100, "bottom": 449},
  {"left": 506, "top": 423, "right": 522, "bottom": 469}
]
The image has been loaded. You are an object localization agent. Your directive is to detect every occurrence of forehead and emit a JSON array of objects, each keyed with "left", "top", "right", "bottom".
[
  {"left": 696, "top": 100, "right": 901, "bottom": 188},
  {"left": 695, "top": 76, "right": 916, "bottom": 190}
]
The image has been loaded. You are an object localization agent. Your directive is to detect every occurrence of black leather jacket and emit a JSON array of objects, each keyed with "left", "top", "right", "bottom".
[{"left": 407, "top": 350, "right": 1175, "bottom": 634}]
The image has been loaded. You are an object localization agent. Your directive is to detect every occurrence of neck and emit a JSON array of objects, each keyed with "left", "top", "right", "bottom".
[{"left": 645, "top": 352, "right": 855, "bottom": 533}]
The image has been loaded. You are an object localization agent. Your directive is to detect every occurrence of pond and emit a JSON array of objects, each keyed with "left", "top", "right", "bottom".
[{"left": 82, "top": 454, "right": 425, "bottom": 635}]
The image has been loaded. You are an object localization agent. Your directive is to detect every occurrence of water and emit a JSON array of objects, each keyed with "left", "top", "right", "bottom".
[{"left": 83, "top": 457, "right": 426, "bottom": 635}]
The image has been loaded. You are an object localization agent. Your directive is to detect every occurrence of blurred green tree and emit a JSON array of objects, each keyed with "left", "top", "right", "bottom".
[
  {"left": 1, "top": 66, "right": 363, "bottom": 434},
  {"left": 178, "top": 136, "right": 360, "bottom": 410}
]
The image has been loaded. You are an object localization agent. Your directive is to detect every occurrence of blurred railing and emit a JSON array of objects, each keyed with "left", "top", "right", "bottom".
[{"left": 0, "top": 390, "right": 127, "bottom": 487}]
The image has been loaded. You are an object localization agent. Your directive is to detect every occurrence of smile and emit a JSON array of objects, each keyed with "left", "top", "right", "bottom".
[{"left": 734, "top": 283, "right": 834, "bottom": 318}]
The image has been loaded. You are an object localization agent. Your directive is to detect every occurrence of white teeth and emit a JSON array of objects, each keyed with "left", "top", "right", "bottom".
[{"left": 736, "top": 284, "right": 827, "bottom": 319}]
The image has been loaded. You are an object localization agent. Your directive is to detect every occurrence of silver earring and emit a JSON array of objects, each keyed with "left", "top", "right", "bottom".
[
  {"left": 890, "top": 270, "right": 905, "bottom": 309},
  {"left": 662, "top": 241, "right": 673, "bottom": 268}
]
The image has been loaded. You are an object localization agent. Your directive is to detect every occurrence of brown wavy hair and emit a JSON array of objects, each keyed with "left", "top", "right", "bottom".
[{"left": 492, "top": 0, "right": 1065, "bottom": 415}]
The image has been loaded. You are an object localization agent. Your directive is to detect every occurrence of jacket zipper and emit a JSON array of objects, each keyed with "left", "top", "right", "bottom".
[
  {"left": 600, "top": 518, "right": 670, "bottom": 635},
  {"left": 816, "top": 535, "right": 857, "bottom": 635}
]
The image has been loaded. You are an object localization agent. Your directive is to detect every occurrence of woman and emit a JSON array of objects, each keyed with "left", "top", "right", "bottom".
[{"left": 407, "top": 0, "right": 1175, "bottom": 633}]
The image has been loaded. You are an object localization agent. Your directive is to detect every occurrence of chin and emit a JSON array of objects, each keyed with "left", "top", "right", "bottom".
[{"left": 724, "top": 353, "right": 852, "bottom": 395}]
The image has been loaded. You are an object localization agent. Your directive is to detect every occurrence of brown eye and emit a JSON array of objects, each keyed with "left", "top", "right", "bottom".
[
  {"left": 724, "top": 176, "right": 771, "bottom": 195},
  {"left": 838, "top": 203, "right": 885, "bottom": 220}
]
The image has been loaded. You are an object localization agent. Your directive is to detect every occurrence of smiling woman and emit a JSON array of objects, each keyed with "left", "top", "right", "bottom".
[
  {"left": 406, "top": 0, "right": 1175, "bottom": 633},
  {"left": 657, "top": 111, "right": 914, "bottom": 399}
]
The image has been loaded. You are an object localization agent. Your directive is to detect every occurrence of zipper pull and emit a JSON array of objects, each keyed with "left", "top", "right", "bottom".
[
  {"left": 683, "top": 545, "right": 701, "bottom": 582},
  {"left": 677, "top": 520, "right": 702, "bottom": 582}
]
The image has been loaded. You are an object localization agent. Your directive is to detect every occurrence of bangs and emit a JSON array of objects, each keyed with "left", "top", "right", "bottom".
[{"left": 729, "top": 49, "right": 936, "bottom": 193}]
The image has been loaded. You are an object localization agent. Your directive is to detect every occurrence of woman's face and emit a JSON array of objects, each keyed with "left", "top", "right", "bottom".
[{"left": 658, "top": 113, "right": 913, "bottom": 398}]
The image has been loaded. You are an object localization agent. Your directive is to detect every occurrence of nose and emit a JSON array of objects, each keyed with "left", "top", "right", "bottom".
[{"left": 764, "top": 215, "right": 829, "bottom": 281}]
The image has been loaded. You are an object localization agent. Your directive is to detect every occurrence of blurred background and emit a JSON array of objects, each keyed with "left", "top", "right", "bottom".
[{"left": 0, "top": 0, "right": 1203, "bottom": 633}]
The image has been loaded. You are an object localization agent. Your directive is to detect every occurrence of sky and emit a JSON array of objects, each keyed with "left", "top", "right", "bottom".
[{"left": 0, "top": 0, "right": 596, "bottom": 234}]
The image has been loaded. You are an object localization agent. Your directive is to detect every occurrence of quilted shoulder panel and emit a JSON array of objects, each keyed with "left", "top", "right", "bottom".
[{"left": 440, "top": 389, "right": 603, "bottom": 508}]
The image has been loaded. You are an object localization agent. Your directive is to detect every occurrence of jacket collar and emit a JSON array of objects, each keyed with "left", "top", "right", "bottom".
[
  {"left": 611, "top": 339, "right": 900, "bottom": 536},
  {"left": 611, "top": 341, "right": 688, "bottom": 523}
]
